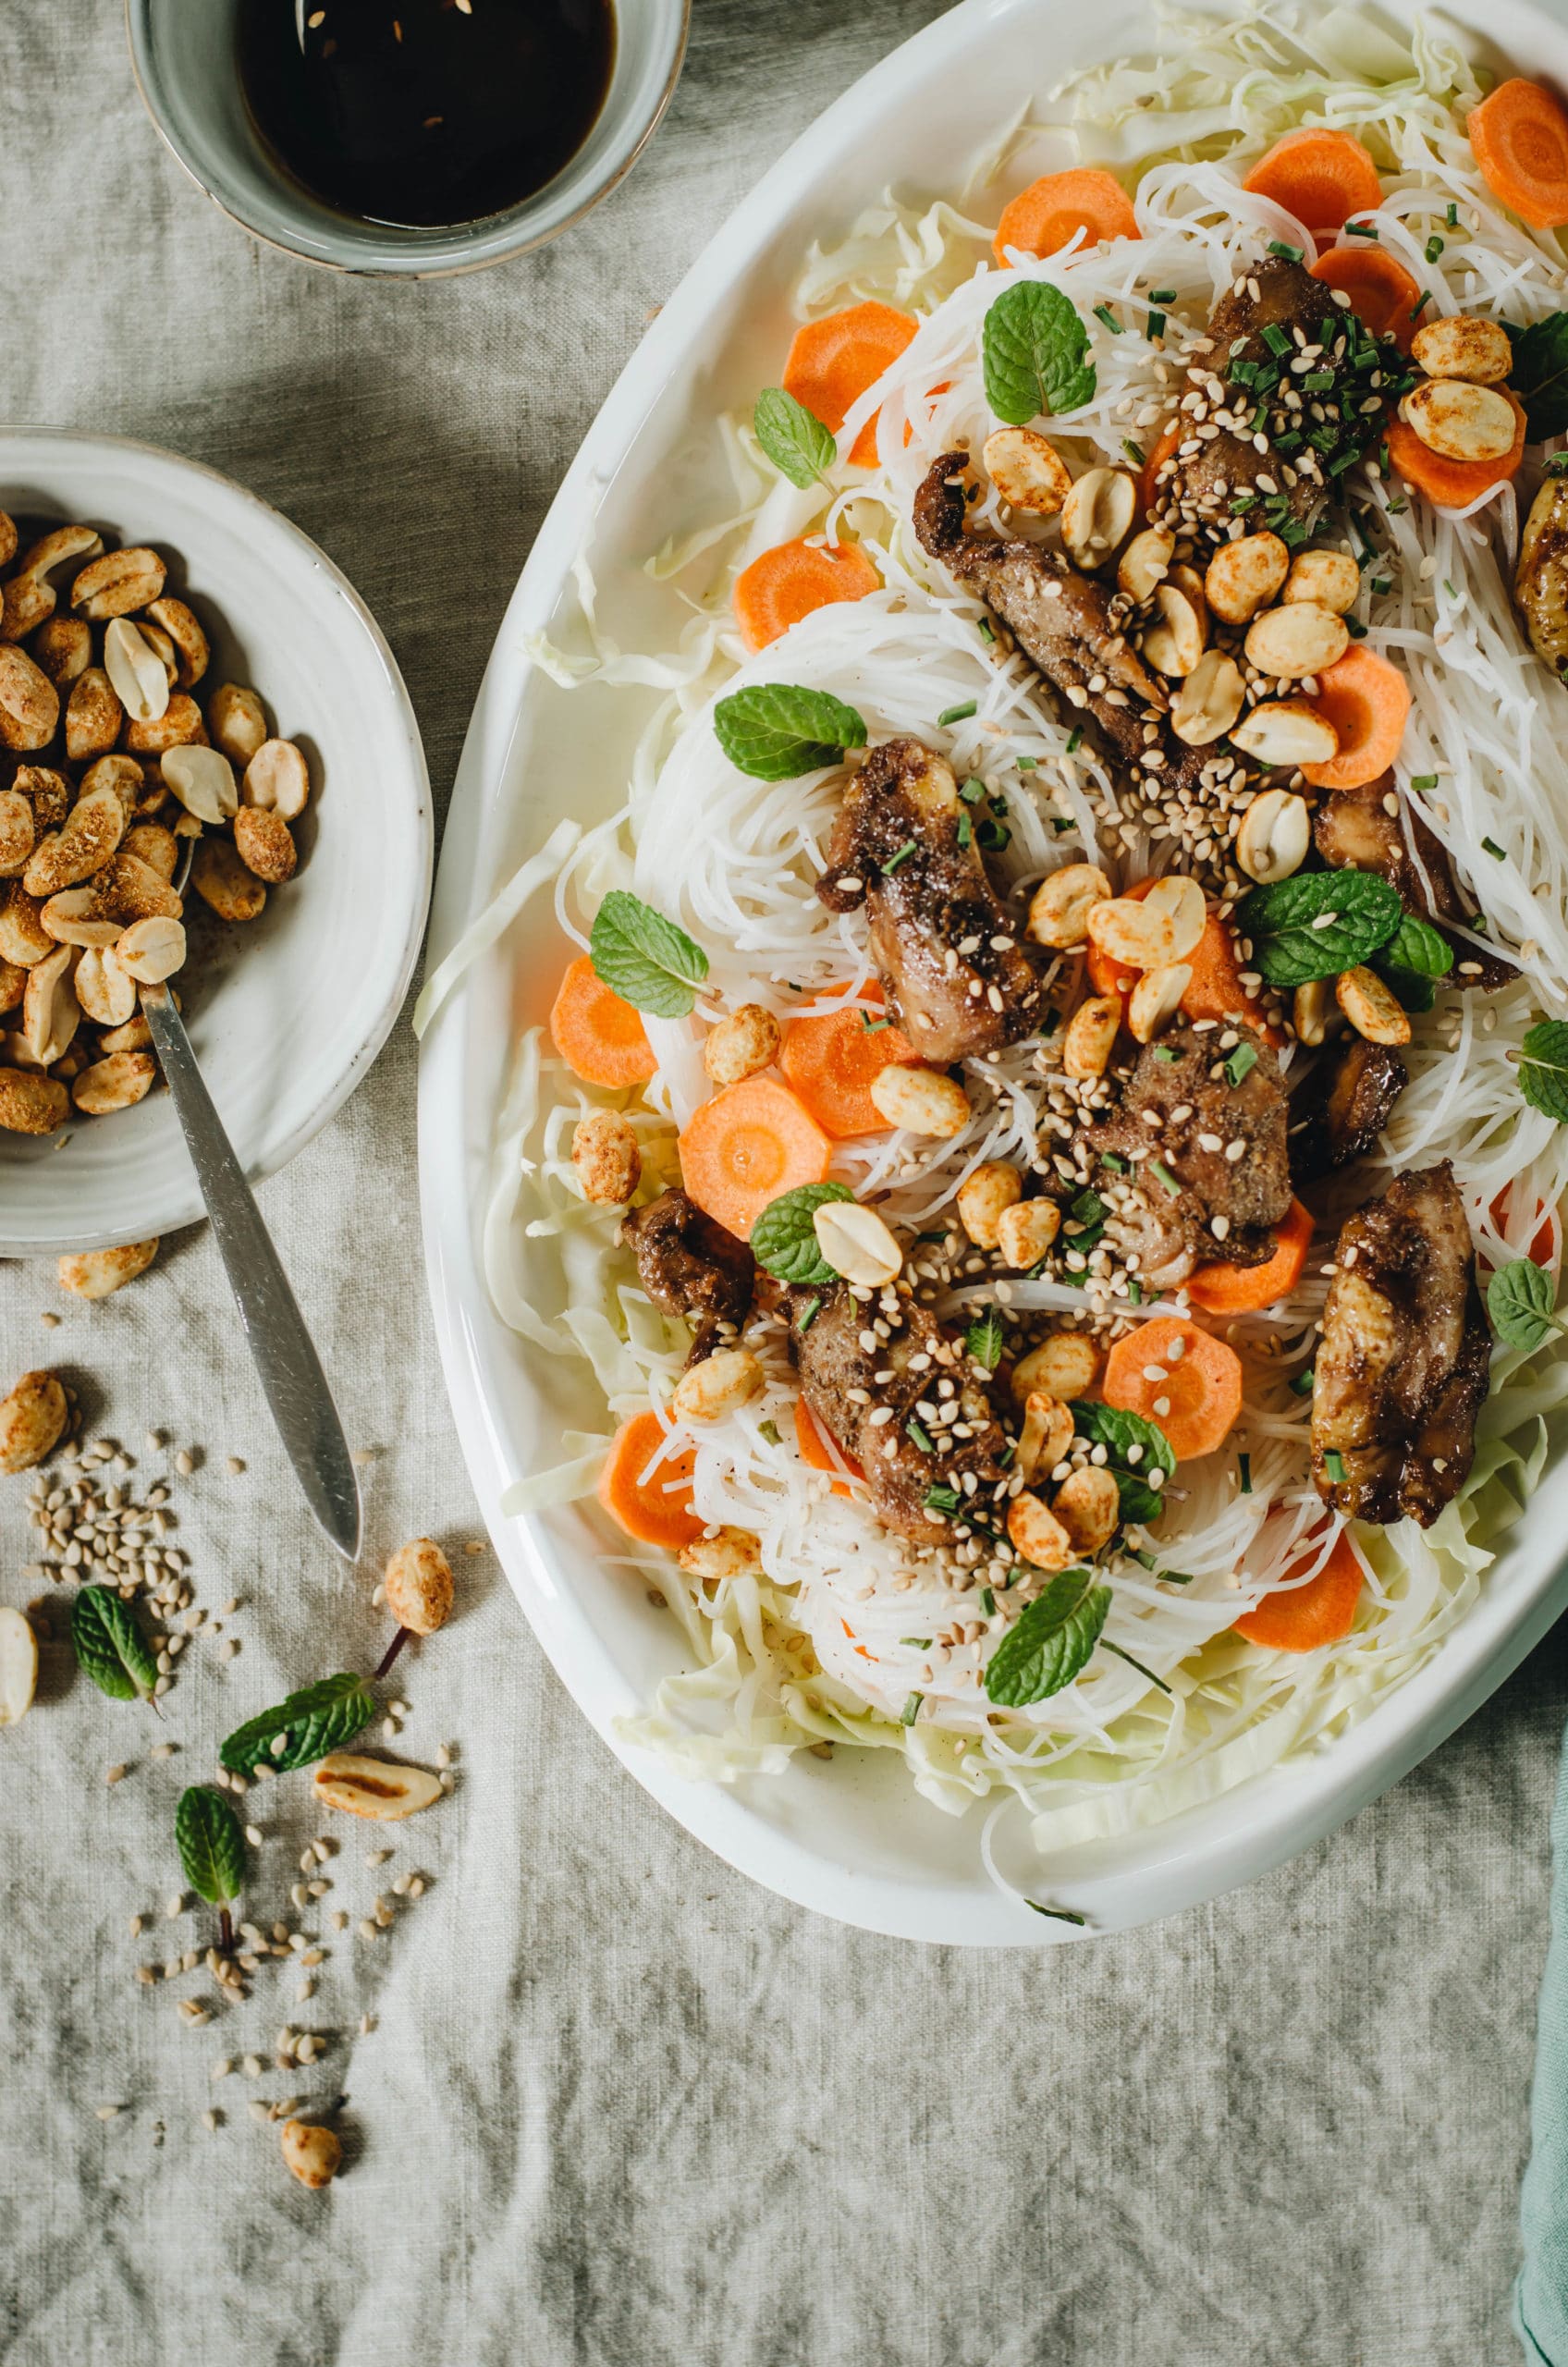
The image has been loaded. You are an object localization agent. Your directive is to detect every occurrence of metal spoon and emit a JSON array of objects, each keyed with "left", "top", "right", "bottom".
[{"left": 137, "top": 845, "right": 361, "bottom": 1561}]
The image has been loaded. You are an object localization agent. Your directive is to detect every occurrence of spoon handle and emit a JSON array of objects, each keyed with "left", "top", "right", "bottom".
[{"left": 140, "top": 984, "right": 362, "bottom": 1562}]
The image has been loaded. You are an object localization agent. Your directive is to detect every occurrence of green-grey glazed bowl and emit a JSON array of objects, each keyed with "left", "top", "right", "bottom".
[{"left": 126, "top": 0, "right": 689, "bottom": 276}]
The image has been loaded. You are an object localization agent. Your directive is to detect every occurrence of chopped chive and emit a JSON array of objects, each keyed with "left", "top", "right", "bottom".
[
  {"left": 900, "top": 1636, "right": 932, "bottom": 1649},
  {"left": 1302, "top": 370, "right": 1334, "bottom": 391},
  {"left": 905, "top": 1417, "right": 935, "bottom": 1453},
  {"left": 1409, "top": 289, "right": 1432, "bottom": 320},
  {"left": 797, "top": 1294, "right": 821, "bottom": 1332},
  {"left": 977, "top": 616, "right": 996, "bottom": 644},
  {"left": 1064, "top": 726, "right": 1084, "bottom": 754},
  {"left": 1041, "top": 1008, "right": 1060, "bottom": 1035},
  {"left": 900, "top": 1691, "right": 923, "bottom": 1726},
  {"left": 1238, "top": 1452, "right": 1252, "bottom": 1494},
  {"left": 916, "top": 1227, "right": 949, "bottom": 1242},
  {"left": 1425, "top": 232, "right": 1445, "bottom": 263},
  {"left": 1442, "top": 579, "right": 1458, "bottom": 600},
  {"left": 958, "top": 774, "right": 986, "bottom": 803},
  {"left": 1230, "top": 489, "right": 1257, "bottom": 511},
  {"left": 1268, "top": 239, "right": 1305, "bottom": 263},
  {"left": 979, "top": 1587, "right": 997, "bottom": 1618},
  {"left": 938, "top": 700, "right": 976, "bottom": 726},
  {"left": 1016, "top": 754, "right": 1037, "bottom": 770},
  {"left": 758, "top": 1418, "right": 782, "bottom": 1446},
  {"left": 882, "top": 839, "right": 919, "bottom": 874},
  {"left": 1344, "top": 615, "right": 1367, "bottom": 639},
  {"left": 1370, "top": 577, "right": 1391, "bottom": 595},
  {"left": 861, "top": 1012, "right": 891, "bottom": 1032},
  {"left": 1483, "top": 836, "right": 1507, "bottom": 860},
  {"left": 1126, "top": 1278, "right": 1143, "bottom": 1304},
  {"left": 1324, "top": 1449, "right": 1347, "bottom": 1483},
  {"left": 1262, "top": 322, "right": 1291, "bottom": 356},
  {"left": 1146, "top": 311, "right": 1166, "bottom": 342},
  {"left": 1224, "top": 1042, "right": 1258, "bottom": 1087},
  {"left": 1121, "top": 437, "right": 1145, "bottom": 466},
  {"left": 1102, "top": 1638, "right": 1172, "bottom": 1695},
  {"left": 1161, "top": 1570, "right": 1195, "bottom": 1587},
  {"left": 1408, "top": 772, "right": 1439, "bottom": 790},
  {"left": 1101, "top": 1150, "right": 1128, "bottom": 1172},
  {"left": 1094, "top": 303, "right": 1122, "bottom": 333},
  {"left": 1154, "top": 1046, "right": 1181, "bottom": 1063},
  {"left": 956, "top": 815, "right": 973, "bottom": 848},
  {"left": 1446, "top": 202, "right": 1458, "bottom": 227},
  {"left": 1149, "top": 1159, "right": 1182, "bottom": 1198},
  {"left": 1388, "top": 497, "right": 1408, "bottom": 514},
  {"left": 1024, "top": 1900, "right": 1086, "bottom": 1925},
  {"left": 976, "top": 817, "right": 1011, "bottom": 851},
  {"left": 1345, "top": 219, "right": 1379, "bottom": 239},
  {"left": 1149, "top": 287, "right": 1178, "bottom": 303},
  {"left": 1291, "top": 1366, "right": 1316, "bottom": 1396},
  {"left": 1051, "top": 816, "right": 1073, "bottom": 833}
]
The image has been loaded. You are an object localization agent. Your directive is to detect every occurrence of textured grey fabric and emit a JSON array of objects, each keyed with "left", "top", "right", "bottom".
[{"left": 1, "top": 3, "right": 1564, "bottom": 2361}]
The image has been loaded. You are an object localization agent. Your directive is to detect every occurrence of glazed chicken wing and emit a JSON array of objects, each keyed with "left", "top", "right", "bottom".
[{"left": 1289, "top": 1036, "right": 1407, "bottom": 1185}]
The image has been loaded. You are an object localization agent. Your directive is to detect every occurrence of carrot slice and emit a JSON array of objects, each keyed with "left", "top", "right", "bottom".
[
  {"left": 549, "top": 953, "right": 657, "bottom": 1089},
  {"left": 778, "top": 984, "right": 919, "bottom": 1141},
  {"left": 1309, "top": 244, "right": 1421, "bottom": 348},
  {"left": 1385, "top": 388, "right": 1526, "bottom": 512},
  {"left": 1084, "top": 877, "right": 1280, "bottom": 1041},
  {"left": 795, "top": 1396, "right": 863, "bottom": 1497},
  {"left": 1469, "top": 77, "right": 1568, "bottom": 229},
  {"left": 782, "top": 302, "right": 917, "bottom": 470},
  {"left": 732, "top": 538, "right": 880, "bottom": 653},
  {"left": 1102, "top": 1316, "right": 1244, "bottom": 1461},
  {"left": 993, "top": 168, "right": 1139, "bottom": 266},
  {"left": 1140, "top": 418, "right": 1182, "bottom": 521},
  {"left": 678, "top": 1075, "right": 831, "bottom": 1241},
  {"left": 1242, "top": 128, "right": 1383, "bottom": 235},
  {"left": 1233, "top": 1530, "right": 1364, "bottom": 1651},
  {"left": 1188, "top": 1198, "right": 1315, "bottom": 1316},
  {"left": 1301, "top": 643, "right": 1413, "bottom": 792},
  {"left": 1488, "top": 1187, "right": 1559, "bottom": 1268},
  {"left": 597, "top": 1411, "right": 704, "bottom": 1550}
]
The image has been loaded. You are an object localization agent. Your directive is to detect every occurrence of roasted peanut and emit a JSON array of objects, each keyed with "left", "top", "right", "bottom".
[
  {"left": 1292, "top": 979, "right": 1331, "bottom": 1047},
  {"left": 0, "top": 1605, "right": 38, "bottom": 1728},
  {"left": 207, "top": 682, "right": 268, "bottom": 767},
  {"left": 0, "top": 645, "right": 60, "bottom": 754},
  {"left": 20, "top": 943, "right": 80, "bottom": 1067},
  {"left": 312, "top": 1751, "right": 444, "bottom": 1821},
  {"left": 1060, "top": 467, "right": 1137, "bottom": 570},
  {"left": 122, "top": 823, "right": 178, "bottom": 883},
  {"left": 0, "top": 1369, "right": 67, "bottom": 1472},
  {"left": 1400, "top": 378, "right": 1517, "bottom": 463},
  {"left": 1006, "top": 1490, "right": 1073, "bottom": 1571},
  {"left": 1170, "top": 648, "right": 1244, "bottom": 746},
  {"left": 1203, "top": 532, "right": 1291, "bottom": 624},
  {"left": 0, "top": 959, "right": 22, "bottom": 1015},
  {"left": 0, "top": 886, "right": 55, "bottom": 967},
  {"left": 44, "top": 854, "right": 181, "bottom": 949},
  {"left": 144, "top": 596, "right": 210, "bottom": 688},
  {"left": 1128, "top": 961, "right": 1192, "bottom": 1043},
  {"left": 243, "top": 739, "right": 311, "bottom": 821},
  {"left": 0, "top": 791, "right": 33, "bottom": 878},
  {"left": 280, "top": 2119, "right": 342, "bottom": 2190},
  {"left": 72, "top": 1051, "right": 156, "bottom": 1115},
  {"left": 74, "top": 942, "right": 137, "bottom": 1027},
  {"left": 103, "top": 617, "right": 171, "bottom": 727},
  {"left": 115, "top": 916, "right": 186, "bottom": 984},
  {"left": 233, "top": 806, "right": 297, "bottom": 885},
  {"left": 22, "top": 782, "right": 128, "bottom": 898},
  {"left": 71, "top": 546, "right": 165, "bottom": 620},
  {"left": 1053, "top": 1463, "right": 1121, "bottom": 1554},
  {"left": 0, "top": 514, "right": 16, "bottom": 569},
  {"left": 65, "top": 668, "right": 123, "bottom": 763},
  {"left": 57, "top": 1239, "right": 159, "bottom": 1299},
  {"left": 1011, "top": 1330, "right": 1098, "bottom": 1403},
  {"left": 814, "top": 1198, "right": 902, "bottom": 1286},
  {"left": 100, "top": 1009, "right": 157, "bottom": 1055},
  {"left": 17, "top": 524, "right": 103, "bottom": 584},
  {"left": 83, "top": 754, "right": 147, "bottom": 820},
  {"left": 1027, "top": 862, "right": 1111, "bottom": 950},
  {"left": 1335, "top": 964, "right": 1412, "bottom": 1047},
  {"left": 1410, "top": 313, "right": 1513, "bottom": 384},
  {"left": 1061, "top": 992, "right": 1121, "bottom": 1079},
  {"left": 672, "top": 1346, "right": 766, "bottom": 1423},
  {"left": 571, "top": 1109, "right": 641, "bottom": 1203},
  {"left": 1244, "top": 602, "right": 1348, "bottom": 680},
  {"left": 702, "top": 1003, "right": 779, "bottom": 1088},
  {"left": 1282, "top": 548, "right": 1360, "bottom": 613},
  {"left": 30, "top": 616, "right": 92, "bottom": 690},
  {"left": 997, "top": 1197, "right": 1060, "bottom": 1269},
  {"left": 868, "top": 1062, "right": 969, "bottom": 1136},
  {"left": 956, "top": 1161, "right": 1023, "bottom": 1249},
  {"left": 124, "top": 693, "right": 206, "bottom": 754},
  {"left": 2, "top": 577, "right": 55, "bottom": 642},
  {"left": 983, "top": 425, "right": 1073, "bottom": 517},
  {"left": 1141, "top": 577, "right": 1207, "bottom": 676},
  {"left": 1117, "top": 525, "right": 1175, "bottom": 603},
  {"left": 1231, "top": 699, "right": 1339, "bottom": 768},
  {"left": 383, "top": 1539, "right": 454, "bottom": 1637},
  {"left": 191, "top": 840, "right": 265, "bottom": 924},
  {"left": 0, "top": 1068, "right": 67, "bottom": 1134},
  {"left": 1015, "top": 1389, "right": 1074, "bottom": 1483},
  {"left": 162, "top": 744, "right": 238, "bottom": 825},
  {"left": 677, "top": 1528, "right": 761, "bottom": 1579},
  {"left": 1235, "top": 788, "right": 1312, "bottom": 884}
]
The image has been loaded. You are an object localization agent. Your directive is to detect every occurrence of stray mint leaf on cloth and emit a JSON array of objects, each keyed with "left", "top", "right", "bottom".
[
  {"left": 751, "top": 1182, "right": 854, "bottom": 1286},
  {"left": 714, "top": 683, "right": 867, "bottom": 780},
  {"left": 70, "top": 1585, "right": 157, "bottom": 1702},
  {"left": 985, "top": 1567, "right": 1110, "bottom": 1706},
  {"left": 1237, "top": 867, "right": 1403, "bottom": 987},
  {"left": 982, "top": 280, "right": 1096, "bottom": 425},
  {"left": 588, "top": 890, "right": 709, "bottom": 1020},
  {"left": 753, "top": 386, "right": 837, "bottom": 486},
  {"left": 176, "top": 1784, "right": 246, "bottom": 1906},
  {"left": 219, "top": 1673, "right": 375, "bottom": 1775}
]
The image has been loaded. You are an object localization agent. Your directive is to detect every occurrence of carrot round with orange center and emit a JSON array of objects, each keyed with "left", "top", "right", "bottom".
[
  {"left": 1301, "top": 643, "right": 1412, "bottom": 792},
  {"left": 1309, "top": 244, "right": 1421, "bottom": 347},
  {"left": 549, "top": 953, "right": 657, "bottom": 1088},
  {"left": 1187, "top": 1198, "right": 1314, "bottom": 1316},
  {"left": 1233, "top": 1530, "right": 1364, "bottom": 1651},
  {"left": 597, "top": 1411, "right": 704, "bottom": 1549},
  {"left": 1385, "top": 389, "right": 1526, "bottom": 513},
  {"left": 782, "top": 301, "right": 917, "bottom": 469},
  {"left": 732, "top": 538, "right": 880, "bottom": 654},
  {"left": 1084, "top": 877, "right": 1280, "bottom": 1041},
  {"left": 1468, "top": 77, "right": 1568, "bottom": 229},
  {"left": 1241, "top": 128, "right": 1383, "bottom": 235},
  {"left": 992, "top": 167, "right": 1139, "bottom": 266},
  {"left": 678, "top": 1074, "right": 831, "bottom": 1241},
  {"left": 778, "top": 984, "right": 919, "bottom": 1140},
  {"left": 795, "top": 1397, "right": 863, "bottom": 1497},
  {"left": 1101, "top": 1316, "right": 1244, "bottom": 1462}
]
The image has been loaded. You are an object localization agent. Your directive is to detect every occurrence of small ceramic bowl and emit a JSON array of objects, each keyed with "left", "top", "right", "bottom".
[
  {"left": 0, "top": 427, "right": 432, "bottom": 1257},
  {"left": 125, "top": 0, "right": 691, "bottom": 277}
]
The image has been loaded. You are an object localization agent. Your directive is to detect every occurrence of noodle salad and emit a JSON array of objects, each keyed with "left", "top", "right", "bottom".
[{"left": 420, "top": 1, "right": 1568, "bottom": 1890}]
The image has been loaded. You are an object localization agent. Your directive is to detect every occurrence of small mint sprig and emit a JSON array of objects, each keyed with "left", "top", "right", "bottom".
[
  {"left": 219, "top": 1673, "right": 375, "bottom": 1777},
  {"left": 982, "top": 280, "right": 1096, "bottom": 426},
  {"left": 71, "top": 1585, "right": 158, "bottom": 1705},
  {"left": 753, "top": 388, "right": 837, "bottom": 488},
  {"left": 713, "top": 684, "right": 867, "bottom": 781},
  {"left": 984, "top": 1567, "right": 1109, "bottom": 1706},
  {"left": 176, "top": 1784, "right": 247, "bottom": 1956},
  {"left": 1488, "top": 1256, "right": 1565, "bottom": 1355},
  {"left": 588, "top": 890, "right": 708, "bottom": 1020}
]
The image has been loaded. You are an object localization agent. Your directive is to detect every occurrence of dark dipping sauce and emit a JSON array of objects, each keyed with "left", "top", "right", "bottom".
[{"left": 237, "top": 0, "right": 616, "bottom": 229}]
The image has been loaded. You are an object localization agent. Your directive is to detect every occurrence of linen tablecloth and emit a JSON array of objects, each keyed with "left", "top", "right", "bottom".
[{"left": 2, "top": 4, "right": 1565, "bottom": 2361}]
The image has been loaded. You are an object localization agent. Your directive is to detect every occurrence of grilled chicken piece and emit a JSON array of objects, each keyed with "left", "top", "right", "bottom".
[
  {"left": 1516, "top": 476, "right": 1568, "bottom": 666},
  {"left": 1289, "top": 1036, "right": 1407, "bottom": 1184},
  {"left": 815, "top": 735, "right": 1046, "bottom": 1063},
  {"left": 789, "top": 1283, "right": 1012, "bottom": 1539},
  {"left": 1313, "top": 776, "right": 1513, "bottom": 988},
  {"left": 1311, "top": 1160, "right": 1489, "bottom": 1527},
  {"left": 913, "top": 452, "right": 1166, "bottom": 767},
  {"left": 621, "top": 1188, "right": 755, "bottom": 1364},
  {"left": 1084, "top": 1023, "right": 1292, "bottom": 1285}
]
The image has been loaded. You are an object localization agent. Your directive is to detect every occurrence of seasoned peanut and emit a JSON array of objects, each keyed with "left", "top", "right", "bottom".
[
  {"left": 868, "top": 1062, "right": 969, "bottom": 1136},
  {"left": 1231, "top": 699, "right": 1339, "bottom": 768},
  {"left": 243, "top": 739, "right": 311, "bottom": 820},
  {"left": 955, "top": 1160, "right": 1023, "bottom": 1249},
  {"left": 1244, "top": 602, "right": 1348, "bottom": 680},
  {"left": 1011, "top": 1331, "right": 1098, "bottom": 1403},
  {"left": 103, "top": 617, "right": 171, "bottom": 727},
  {"left": 1292, "top": 979, "right": 1331, "bottom": 1048},
  {"left": 0, "top": 645, "right": 60, "bottom": 753},
  {"left": 672, "top": 1346, "right": 766, "bottom": 1423},
  {"left": 30, "top": 616, "right": 92, "bottom": 689},
  {"left": 124, "top": 692, "right": 206, "bottom": 754},
  {"left": 1117, "top": 525, "right": 1174, "bottom": 603},
  {"left": 58, "top": 1238, "right": 159, "bottom": 1299},
  {"left": 1141, "top": 578, "right": 1207, "bottom": 675},
  {"left": 191, "top": 840, "right": 266, "bottom": 924},
  {"left": 0, "top": 791, "right": 33, "bottom": 878},
  {"left": 1006, "top": 1490, "right": 1073, "bottom": 1571},
  {"left": 72, "top": 1051, "right": 156, "bottom": 1115},
  {"left": 207, "top": 682, "right": 268, "bottom": 767},
  {"left": 1203, "top": 531, "right": 1290, "bottom": 625},
  {"left": 1282, "top": 548, "right": 1360, "bottom": 613},
  {"left": 17, "top": 525, "right": 103, "bottom": 584},
  {"left": 0, "top": 1069, "right": 67, "bottom": 1134},
  {"left": 313, "top": 1750, "right": 444, "bottom": 1821},
  {"left": 0, "top": 886, "right": 55, "bottom": 967},
  {"left": 144, "top": 596, "right": 210, "bottom": 688},
  {"left": 1027, "top": 862, "right": 1111, "bottom": 950},
  {"left": 1053, "top": 1463, "right": 1121, "bottom": 1554},
  {"left": 44, "top": 854, "right": 182, "bottom": 949},
  {"left": 100, "top": 1009, "right": 157, "bottom": 1055},
  {"left": 0, "top": 1369, "right": 67, "bottom": 1472},
  {"left": 1170, "top": 648, "right": 1244, "bottom": 746},
  {"left": 0, "top": 516, "right": 16, "bottom": 569},
  {"left": 74, "top": 943, "right": 137, "bottom": 1027},
  {"left": 162, "top": 743, "right": 238, "bottom": 826},
  {"left": 1015, "top": 1389, "right": 1074, "bottom": 1483},
  {"left": 1088, "top": 873, "right": 1205, "bottom": 968},
  {"left": 116, "top": 916, "right": 187, "bottom": 984},
  {"left": 16, "top": 767, "right": 71, "bottom": 832},
  {"left": 134, "top": 620, "right": 178, "bottom": 687},
  {"left": 1060, "top": 467, "right": 1137, "bottom": 570},
  {"left": 22, "top": 782, "right": 128, "bottom": 898},
  {"left": 65, "top": 668, "right": 123, "bottom": 763},
  {"left": 702, "top": 1003, "right": 778, "bottom": 1087},
  {"left": 0, "top": 959, "right": 22, "bottom": 1015},
  {"left": 20, "top": 943, "right": 80, "bottom": 1067},
  {"left": 0, "top": 1605, "right": 38, "bottom": 1728},
  {"left": 383, "top": 1538, "right": 455, "bottom": 1636},
  {"left": 996, "top": 1197, "right": 1060, "bottom": 1269},
  {"left": 1336, "top": 964, "right": 1412, "bottom": 1047},
  {"left": 122, "top": 823, "right": 178, "bottom": 883},
  {"left": 2, "top": 577, "right": 55, "bottom": 641},
  {"left": 676, "top": 1528, "right": 761, "bottom": 1579},
  {"left": 233, "top": 806, "right": 297, "bottom": 885},
  {"left": 1128, "top": 961, "right": 1192, "bottom": 1043},
  {"left": 983, "top": 425, "right": 1072, "bottom": 516},
  {"left": 1400, "top": 378, "right": 1516, "bottom": 463},
  {"left": 280, "top": 2119, "right": 342, "bottom": 2190},
  {"left": 1235, "top": 788, "right": 1312, "bottom": 885},
  {"left": 813, "top": 1199, "right": 902, "bottom": 1286},
  {"left": 1061, "top": 992, "right": 1121, "bottom": 1079},
  {"left": 1410, "top": 313, "right": 1513, "bottom": 385},
  {"left": 571, "top": 1109, "right": 641, "bottom": 1203},
  {"left": 83, "top": 754, "right": 147, "bottom": 819},
  {"left": 71, "top": 545, "right": 165, "bottom": 619}
]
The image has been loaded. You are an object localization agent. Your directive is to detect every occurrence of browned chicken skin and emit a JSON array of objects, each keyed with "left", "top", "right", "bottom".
[
  {"left": 1289, "top": 1036, "right": 1407, "bottom": 1184},
  {"left": 1311, "top": 1161, "right": 1489, "bottom": 1527},
  {"left": 912, "top": 452, "right": 1166, "bottom": 767},
  {"left": 815, "top": 735, "right": 1047, "bottom": 1064},
  {"left": 1313, "top": 776, "right": 1513, "bottom": 989},
  {"left": 1083, "top": 1024, "right": 1293, "bottom": 1285},
  {"left": 621, "top": 1189, "right": 755, "bottom": 1365},
  {"left": 789, "top": 1282, "right": 1012, "bottom": 1539}
]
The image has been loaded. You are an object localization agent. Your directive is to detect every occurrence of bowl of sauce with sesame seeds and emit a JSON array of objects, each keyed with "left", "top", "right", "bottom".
[{"left": 127, "top": 0, "right": 689, "bottom": 275}]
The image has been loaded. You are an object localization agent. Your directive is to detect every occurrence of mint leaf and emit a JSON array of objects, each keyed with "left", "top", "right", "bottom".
[
  {"left": 71, "top": 1585, "right": 156, "bottom": 1701},
  {"left": 219, "top": 1674, "right": 375, "bottom": 1776},
  {"left": 982, "top": 281, "right": 1096, "bottom": 426},
  {"left": 1377, "top": 965, "right": 1437, "bottom": 1013},
  {"left": 1237, "top": 868, "right": 1403, "bottom": 987},
  {"left": 1519, "top": 1021, "right": 1568, "bottom": 1123},
  {"left": 1070, "top": 1398, "right": 1174, "bottom": 1526},
  {"left": 589, "top": 890, "right": 708, "bottom": 1020},
  {"left": 751, "top": 1182, "right": 853, "bottom": 1285},
  {"left": 1380, "top": 914, "right": 1452, "bottom": 976},
  {"left": 1509, "top": 313, "right": 1568, "bottom": 441},
  {"left": 753, "top": 388, "right": 837, "bottom": 488},
  {"left": 1488, "top": 1256, "right": 1559, "bottom": 1352},
  {"left": 985, "top": 1567, "right": 1110, "bottom": 1705},
  {"left": 714, "top": 684, "right": 868, "bottom": 781},
  {"left": 176, "top": 1784, "right": 246, "bottom": 1906},
  {"left": 965, "top": 1308, "right": 1004, "bottom": 1371}
]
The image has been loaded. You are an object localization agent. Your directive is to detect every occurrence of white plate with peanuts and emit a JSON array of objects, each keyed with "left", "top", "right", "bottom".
[{"left": 0, "top": 429, "right": 431, "bottom": 1253}]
